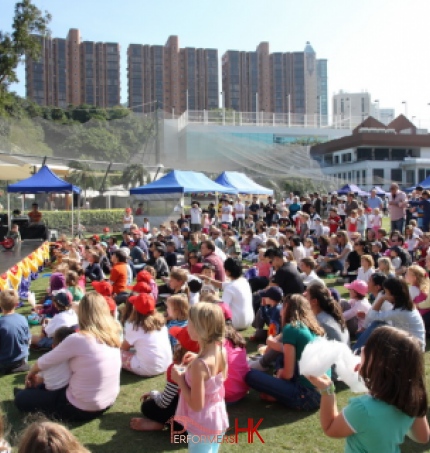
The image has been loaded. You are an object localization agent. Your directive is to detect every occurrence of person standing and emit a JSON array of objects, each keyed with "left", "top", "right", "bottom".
[
  {"left": 189, "top": 202, "right": 202, "bottom": 233},
  {"left": 234, "top": 198, "right": 245, "bottom": 230},
  {"left": 264, "top": 196, "right": 276, "bottom": 226},
  {"left": 249, "top": 197, "right": 260, "bottom": 222},
  {"left": 388, "top": 183, "right": 408, "bottom": 233},
  {"left": 345, "top": 192, "right": 359, "bottom": 217},
  {"left": 366, "top": 189, "right": 383, "bottom": 211}
]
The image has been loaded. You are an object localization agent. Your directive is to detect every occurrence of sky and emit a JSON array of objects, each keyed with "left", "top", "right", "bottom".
[{"left": 2, "top": 0, "right": 430, "bottom": 124}]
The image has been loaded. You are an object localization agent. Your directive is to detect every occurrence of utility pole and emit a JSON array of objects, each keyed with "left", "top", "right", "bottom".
[{"left": 155, "top": 100, "right": 160, "bottom": 167}]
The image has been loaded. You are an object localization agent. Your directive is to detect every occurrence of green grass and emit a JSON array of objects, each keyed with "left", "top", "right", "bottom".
[{"left": 1, "top": 273, "right": 430, "bottom": 452}]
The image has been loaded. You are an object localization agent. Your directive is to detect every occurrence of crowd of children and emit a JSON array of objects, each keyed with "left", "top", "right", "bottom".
[{"left": 1, "top": 190, "right": 430, "bottom": 452}]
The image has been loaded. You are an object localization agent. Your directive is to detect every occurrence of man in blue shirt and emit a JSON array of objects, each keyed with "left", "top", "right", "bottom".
[{"left": 366, "top": 189, "right": 383, "bottom": 210}]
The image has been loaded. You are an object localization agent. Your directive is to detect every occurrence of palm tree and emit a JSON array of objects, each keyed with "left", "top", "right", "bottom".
[
  {"left": 66, "top": 160, "right": 98, "bottom": 205},
  {"left": 120, "top": 164, "right": 150, "bottom": 189}
]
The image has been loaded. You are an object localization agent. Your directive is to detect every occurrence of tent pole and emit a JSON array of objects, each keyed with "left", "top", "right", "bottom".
[
  {"left": 215, "top": 192, "right": 219, "bottom": 226},
  {"left": 71, "top": 193, "right": 74, "bottom": 238},
  {"left": 7, "top": 193, "right": 11, "bottom": 230}
]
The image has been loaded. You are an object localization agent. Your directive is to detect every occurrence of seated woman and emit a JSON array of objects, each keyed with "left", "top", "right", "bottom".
[
  {"left": 15, "top": 293, "right": 121, "bottom": 422},
  {"left": 364, "top": 277, "right": 426, "bottom": 351},
  {"left": 245, "top": 294, "right": 327, "bottom": 410},
  {"left": 306, "top": 282, "right": 349, "bottom": 345}
]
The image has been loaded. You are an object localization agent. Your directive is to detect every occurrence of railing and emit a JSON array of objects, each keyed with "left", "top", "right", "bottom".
[{"left": 173, "top": 110, "right": 387, "bottom": 130}]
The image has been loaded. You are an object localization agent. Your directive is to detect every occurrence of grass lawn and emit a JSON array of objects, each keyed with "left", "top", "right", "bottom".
[{"left": 2, "top": 268, "right": 430, "bottom": 451}]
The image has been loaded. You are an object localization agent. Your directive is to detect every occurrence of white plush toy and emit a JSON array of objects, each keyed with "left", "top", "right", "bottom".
[{"left": 299, "top": 337, "right": 367, "bottom": 393}]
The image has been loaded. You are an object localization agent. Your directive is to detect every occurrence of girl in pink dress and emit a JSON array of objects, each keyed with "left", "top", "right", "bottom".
[{"left": 172, "top": 302, "right": 229, "bottom": 452}]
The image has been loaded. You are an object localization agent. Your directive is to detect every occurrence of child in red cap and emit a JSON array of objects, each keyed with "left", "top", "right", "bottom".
[
  {"left": 120, "top": 294, "right": 172, "bottom": 377},
  {"left": 130, "top": 325, "right": 199, "bottom": 432}
]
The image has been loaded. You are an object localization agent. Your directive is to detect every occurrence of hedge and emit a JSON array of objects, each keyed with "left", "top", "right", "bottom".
[{"left": 41, "top": 209, "right": 124, "bottom": 233}]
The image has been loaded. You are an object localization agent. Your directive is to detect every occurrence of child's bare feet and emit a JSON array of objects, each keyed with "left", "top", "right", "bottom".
[{"left": 130, "top": 417, "right": 164, "bottom": 431}]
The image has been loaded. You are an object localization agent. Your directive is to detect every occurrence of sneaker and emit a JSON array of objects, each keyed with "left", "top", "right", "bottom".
[
  {"left": 248, "top": 359, "right": 268, "bottom": 372},
  {"left": 11, "top": 362, "right": 30, "bottom": 373}
]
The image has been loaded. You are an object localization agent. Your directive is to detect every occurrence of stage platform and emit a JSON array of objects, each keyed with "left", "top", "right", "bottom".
[{"left": 0, "top": 240, "right": 43, "bottom": 275}]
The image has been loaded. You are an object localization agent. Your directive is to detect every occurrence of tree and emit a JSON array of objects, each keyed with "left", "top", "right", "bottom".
[
  {"left": 0, "top": 0, "right": 51, "bottom": 94},
  {"left": 66, "top": 160, "right": 98, "bottom": 204},
  {"left": 120, "top": 164, "right": 150, "bottom": 189}
]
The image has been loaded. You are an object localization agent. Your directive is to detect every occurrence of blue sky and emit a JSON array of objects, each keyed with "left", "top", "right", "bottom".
[{"left": 2, "top": 0, "right": 430, "bottom": 123}]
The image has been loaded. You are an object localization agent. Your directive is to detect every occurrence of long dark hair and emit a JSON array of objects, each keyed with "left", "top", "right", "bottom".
[
  {"left": 308, "top": 284, "right": 347, "bottom": 332},
  {"left": 360, "top": 326, "right": 427, "bottom": 417},
  {"left": 283, "top": 294, "right": 325, "bottom": 336},
  {"left": 383, "top": 278, "right": 414, "bottom": 311}
]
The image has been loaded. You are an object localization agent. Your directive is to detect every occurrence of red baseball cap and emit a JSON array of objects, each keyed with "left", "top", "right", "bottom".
[
  {"left": 136, "top": 270, "right": 152, "bottom": 283},
  {"left": 169, "top": 326, "right": 200, "bottom": 353},
  {"left": 92, "top": 234, "right": 100, "bottom": 241},
  {"left": 127, "top": 281, "right": 151, "bottom": 293},
  {"left": 104, "top": 296, "right": 117, "bottom": 313},
  {"left": 103, "top": 227, "right": 110, "bottom": 233},
  {"left": 92, "top": 281, "right": 113, "bottom": 296},
  {"left": 129, "top": 293, "right": 155, "bottom": 315},
  {"left": 141, "top": 228, "right": 149, "bottom": 234}
]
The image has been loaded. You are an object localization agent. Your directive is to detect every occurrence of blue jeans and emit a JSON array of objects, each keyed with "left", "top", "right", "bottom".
[
  {"left": 245, "top": 370, "right": 320, "bottom": 410},
  {"left": 352, "top": 321, "right": 386, "bottom": 352},
  {"left": 391, "top": 218, "right": 404, "bottom": 234}
]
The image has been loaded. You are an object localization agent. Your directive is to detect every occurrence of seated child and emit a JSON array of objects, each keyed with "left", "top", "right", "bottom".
[
  {"left": 250, "top": 286, "right": 283, "bottom": 342},
  {"left": 130, "top": 325, "right": 199, "bottom": 432},
  {"left": 34, "top": 272, "right": 67, "bottom": 319},
  {"left": 6, "top": 223, "right": 21, "bottom": 246},
  {"left": 0, "top": 290, "right": 30, "bottom": 374},
  {"left": 31, "top": 291, "right": 78, "bottom": 350},
  {"left": 84, "top": 251, "right": 104, "bottom": 282},
  {"left": 136, "top": 268, "right": 158, "bottom": 301},
  {"left": 200, "top": 263, "right": 219, "bottom": 298},
  {"left": 341, "top": 280, "right": 371, "bottom": 338},
  {"left": 66, "top": 270, "right": 84, "bottom": 304},
  {"left": 219, "top": 302, "right": 250, "bottom": 403},
  {"left": 18, "top": 326, "right": 75, "bottom": 393},
  {"left": 356, "top": 255, "right": 375, "bottom": 284},
  {"left": 121, "top": 293, "right": 172, "bottom": 376},
  {"left": 165, "top": 241, "right": 178, "bottom": 268},
  {"left": 187, "top": 275, "right": 202, "bottom": 306},
  {"left": 166, "top": 294, "right": 189, "bottom": 348}
]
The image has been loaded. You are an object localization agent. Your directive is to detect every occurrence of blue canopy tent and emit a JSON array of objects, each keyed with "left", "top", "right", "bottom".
[
  {"left": 130, "top": 170, "right": 236, "bottom": 221},
  {"left": 130, "top": 170, "right": 236, "bottom": 196},
  {"left": 7, "top": 165, "right": 81, "bottom": 236},
  {"left": 371, "top": 186, "right": 388, "bottom": 197},
  {"left": 406, "top": 175, "right": 430, "bottom": 192},
  {"left": 337, "top": 184, "right": 369, "bottom": 197},
  {"left": 214, "top": 171, "right": 273, "bottom": 195}
]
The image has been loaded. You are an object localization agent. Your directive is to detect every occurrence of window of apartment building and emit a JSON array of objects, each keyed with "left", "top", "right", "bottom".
[
  {"left": 361, "top": 97, "right": 365, "bottom": 113},
  {"left": 334, "top": 155, "right": 340, "bottom": 165},
  {"left": 362, "top": 170, "right": 366, "bottom": 183},
  {"left": 373, "top": 168, "right": 384, "bottom": 184},
  {"left": 391, "top": 169, "right": 402, "bottom": 184}
]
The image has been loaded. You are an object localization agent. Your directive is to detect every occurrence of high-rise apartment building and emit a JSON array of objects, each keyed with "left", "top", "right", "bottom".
[
  {"left": 332, "top": 91, "right": 372, "bottom": 128},
  {"left": 26, "top": 28, "right": 120, "bottom": 108},
  {"left": 128, "top": 36, "right": 219, "bottom": 114},
  {"left": 317, "top": 59, "right": 328, "bottom": 125},
  {"left": 222, "top": 41, "right": 326, "bottom": 120}
]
